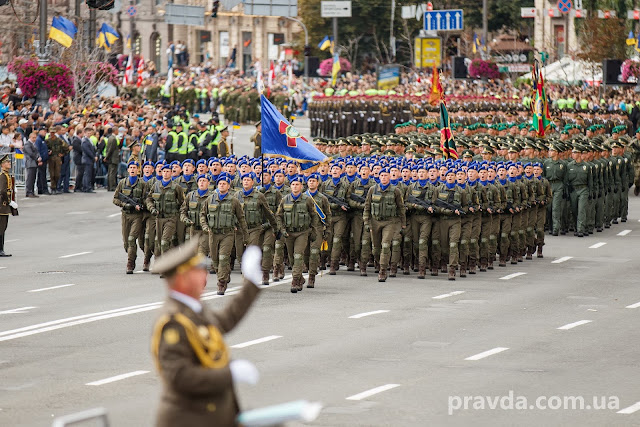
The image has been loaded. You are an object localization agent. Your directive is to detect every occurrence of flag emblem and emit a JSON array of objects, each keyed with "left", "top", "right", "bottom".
[{"left": 279, "top": 121, "right": 307, "bottom": 147}]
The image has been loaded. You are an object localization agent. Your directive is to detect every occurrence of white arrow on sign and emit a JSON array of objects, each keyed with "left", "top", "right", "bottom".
[
  {"left": 455, "top": 12, "right": 461, "bottom": 28},
  {"left": 436, "top": 12, "right": 441, "bottom": 30},
  {"left": 0, "top": 306, "right": 36, "bottom": 315},
  {"left": 446, "top": 12, "right": 451, "bottom": 29}
]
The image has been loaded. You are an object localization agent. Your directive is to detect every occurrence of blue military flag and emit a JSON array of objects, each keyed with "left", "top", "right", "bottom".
[{"left": 260, "top": 94, "right": 327, "bottom": 171}]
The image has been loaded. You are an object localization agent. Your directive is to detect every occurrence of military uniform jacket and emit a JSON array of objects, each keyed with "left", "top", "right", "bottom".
[
  {"left": 348, "top": 179, "right": 374, "bottom": 211},
  {"left": 113, "top": 177, "right": 148, "bottom": 214},
  {"left": 180, "top": 190, "right": 211, "bottom": 229},
  {"left": 234, "top": 189, "right": 277, "bottom": 230},
  {"left": 363, "top": 184, "right": 406, "bottom": 224},
  {"left": 0, "top": 170, "right": 14, "bottom": 215},
  {"left": 152, "top": 279, "right": 260, "bottom": 427},
  {"left": 146, "top": 181, "right": 186, "bottom": 217},
  {"left": 199, "top": 191, "right": 248, "bottom": 238},
  {"left": 321, "top": 178, "right": 350, "bottom": 216},
  {"left": 276, "top": 193, "right": 319, "bottom": 233}
]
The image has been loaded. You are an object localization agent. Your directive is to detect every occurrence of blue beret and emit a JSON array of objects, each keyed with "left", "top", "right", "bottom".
[
  {"left": 217, "top": 173, "right": 232, "bottom": 184},
  {"left": 170, "top": 161, "right": 180, "bottom": 168},
  {"left": 379, "top": 168, "right": 390, "bottom": 175},
  {"left": 182, "top": 159, "right": 195, "bottom": 167},
  {"left": 307, "top": 173, "right": 320, "bottom": 181},
  {"left": 155, "top": 160, "right": 166, "bottom": 168},
  {"left": 142, "top": 161, "right": 153, "bottom": 168},
  {"left": 524, "top": 162, "right": 532, "bottom": 168},
  {"left": 289, "top": 174, "right": 303, "bottom": 184},
  {"left": 128, "top": 161, "right": 140, "bottom": 168},
  {"left": 161, "top": 164, "right": 171, "bottom": 171},
  {"left": 196, "top": 159, "right": 206, "bottom": 167},
  {"left": 446, "top": 168, "right": 457, "bottom": 176},
  {"left": 240, "top": 172, "right": 255, "bottom": 180},
  {"left": 197, "top": 174, "right": 209, "bottom": 182},
  {"left": 274, "top": 169, "right": 285, "bottom": 176}
]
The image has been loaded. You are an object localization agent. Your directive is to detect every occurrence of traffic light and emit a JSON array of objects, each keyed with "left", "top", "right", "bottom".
[
  {"left": 212, "top": 0, "right": 220, "bottom": 18},
  {"left": 86, "top": 0, "right": 115, "bottom": 10},
  {"left": 304, "top": 45, "right": 311, "bottom": 56}
]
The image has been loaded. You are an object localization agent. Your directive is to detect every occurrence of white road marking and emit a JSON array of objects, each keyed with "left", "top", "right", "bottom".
[
  {"left": 499, "top": 272, "right": 527, "bottom": 280},
  {"left": 0, "top": 306, "right": 36, "bottom": 315},
  {"left": 465, "top": 347, "right": 509, "bottom": 361},
  {"left": 551, "top": 256, "right": 573, "bottom": 264},
  {"left": 67, "top": 211, "right": 89, "bottom": 215},
  {"left": 27, "top": 284, "right": 75, "bottom": 293},
  {"left": 0, "top": 267, "right": 6, "bottom": 270},
  {"left": 626, "top": 301, "right": 640, "bottom": 309},
  {"left": 19, "top": 198, "right": 29, "bottom": 201},
  {"left": 0, "top": 276, "right": 298, "bottom": 342},
  {"left": 589, "top": 242, "right": 607, "bottom": 249},
  {"left": 107, "top": 212, "right": 121, "bottom": 218},
  {"left": 557, "top": 320, "right": 592, "bottom": 330},
  {"left": 432, "top": 291, "right": 465, "bottom": 300},
  {"left": 86, "top": 370, "right": 149, "bottom": 386},
  {"left": 618, "top": 401, "right": 640, "bottom": 414},
  {"left": 5, "top": 239, "right": 19, "bottom": 243},
  {"left": 59, "top": 251, "right": 93, "bottom": 259},
  {"left": 348, "top": 310, "right": 390, "bottom": 319},
  {"left": 346, "top": 384, "right": 400, "bottom": 401},
  {"left": 617, "top": 230, "right": 632, "bottom": 236},
  {"left": 231, "top": 335, "right": 282, "bottom": 349}
]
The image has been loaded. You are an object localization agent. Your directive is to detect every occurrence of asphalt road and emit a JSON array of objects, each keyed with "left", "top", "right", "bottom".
[{"left": 1, "top": 127, "right": 640, "bottom": 426}]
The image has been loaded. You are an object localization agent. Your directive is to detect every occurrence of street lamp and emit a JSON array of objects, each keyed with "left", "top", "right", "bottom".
[{"left": 284, "top": 16, "right": 309, "bottom": 82}]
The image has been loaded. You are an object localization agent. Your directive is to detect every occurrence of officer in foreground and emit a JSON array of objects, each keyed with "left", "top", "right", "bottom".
[{"left": 151, "top": 240, "right": 263, "bottom": 427}]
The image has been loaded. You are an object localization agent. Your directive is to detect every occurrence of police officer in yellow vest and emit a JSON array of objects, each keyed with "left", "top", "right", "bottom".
[
  {"left": 113, "top": 161, "right": 148, "bottom": 274},
  {"left": 165, "top": 124, "right": 186, "bottom": 163}
]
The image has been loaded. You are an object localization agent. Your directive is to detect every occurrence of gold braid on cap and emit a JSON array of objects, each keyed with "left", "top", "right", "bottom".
[{"left": 175, "top": 254, "right": 205, "bottom": 275}]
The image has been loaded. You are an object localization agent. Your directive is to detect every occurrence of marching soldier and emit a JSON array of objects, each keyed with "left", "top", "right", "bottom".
[
  {"left": 141, "top": 161, "right": 157, "bottom": 271},
  {"left": 146, "top": 164, "right": 186, "bottom": 256},
  {"left": 321, "top": 164, "right": 350, "bottom": 275},
  {"left": 200, "top": 173, "right": 249, "bottom": 295},
  {"left": 151, "top": 240, "right": 263, "bottom": 427},
  {"left": 405, "top": 164, "right": 436, "bottom": 279},
  {"left": 251, "top": 120, "right": 262, "bottom": 158},
  {"left": 179, "top": 174, "right": 211, "bottom": 256},
  {"left": 235, "top": 172, "right": 277, "bottom": 285},
  {"left": 363, "top": 168, "right": 406, "bottom": 282},
  {"left": 304, "top": 173, "right": 331, "bottom": 288},
  {"left": 276, "top": 175, "right": 319, "bottom": 293},
  {"left": 113, "top": 161, "right": 148, "bottom": 274},
  {"left": 434, "top": 169, "right": 468, "bottom": 280},
  {"left": 259, "top": 169, "right": 284, "bottom": 281},
  {"left": 347, "top": 164, "right": 374, "bottom": 276}
]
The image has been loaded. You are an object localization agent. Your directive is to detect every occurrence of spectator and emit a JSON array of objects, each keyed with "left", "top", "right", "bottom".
[
  {"left": 23, "top": 131, "right": 39, "bottom": 198},
  {"left": 35, "top": 126, "right": 49, "bottom": 195},
  {"left": 81, "top": 128, "right": 96, "bottom": 193}
]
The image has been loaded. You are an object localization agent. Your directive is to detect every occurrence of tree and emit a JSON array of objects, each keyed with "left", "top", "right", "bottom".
[{"left": 576, "top": 17, "right": 627, "bottom": 64}]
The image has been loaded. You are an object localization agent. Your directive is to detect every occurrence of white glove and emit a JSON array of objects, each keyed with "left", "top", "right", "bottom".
[
  {"left": 241, "top": 245, "right": 263, "bottom": 287},
  {"left": 229, "top": 359, "right": 259, "bottom": 385},
  {"left": 9, "top": 201, "right": 17, "bottom": 209}
]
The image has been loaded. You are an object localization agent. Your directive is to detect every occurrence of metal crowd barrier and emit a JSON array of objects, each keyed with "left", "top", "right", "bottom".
[{"left": 51, "top": 407, "right": 109, "bottom": 427}]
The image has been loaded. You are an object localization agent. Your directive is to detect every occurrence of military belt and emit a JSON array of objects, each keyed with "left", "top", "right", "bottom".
[
  {"left": 157, "top": 213, "right": 177, "bottom": 219},
  {"left": 212, "top": 227, "right": 234, "bottom": 234},
  {"left": 287, "top": 226, "right": 308, "bottom": 232},
  {"left": 574, "top": 184, "right": 588, "bottom": 189}
]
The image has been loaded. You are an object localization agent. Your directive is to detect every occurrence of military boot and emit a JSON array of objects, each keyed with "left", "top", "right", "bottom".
[
  {"left": 143, "top": 256, "right": 151, "bottom": 272},
  {"left": 347, "top": 260, "right": 355, "bottom": 271},
  {"left": 378, "top": 267, "right": 387, "bottom": 282},
  {"left": 417, "top": 264, "right": 426, "bottom": 279},
  {"left": 403, "top": 261, "right": 410, "bottom": 275},
  {"left": 448, "top": 265, "right": 456, "bottom": 281},
  {"left": 329, "top": 260, "right": 338, "bottom": 275},
  {"left": 374, "top": 261, "right": 380, "bottom": 273},
  {"left": 262, "top": 270, "right": 270, "bottom": 286},
  {"left": 499, "top": 255, "right": 507, "bottom": 267},
  {"left": 488, "top": 255, "right": 495, "bottom": 269},
  {"left": 430, "top": 267, "right": 439, "bottom": 276},
  {"left": 298, "top": 276, "right": 305, "bottom": 291},
  {"left": 360, "top": 264, "right": 368, "bottom": 277},
  {"left": 440, "top": 260, "right": 447, "bottom": 273},
  {"left": 217, "top": 281, "right": 227, "bottom": 296},
  {"left": 389, "top": 264, "right": 397, "bottom": 277},
  {"left": 459, "top": 262, "right": 467, "bottom": 278},
  {"left": 303, "top": 264, "right": 309, "bottom": 274},
  {"left": 479, "top": 257, "right": 488, "bottom": 272},
  {"left": 525, "top": 247, "right": 533, "bottom": 260},
  {"left": 510, "top": 251, "right": 518, "bottom": 265},
  {"left": 468, "top": 259, "right": 477, "bottom": 274},
  {"left": 278, "top": 265, "right": 286, "bottom": 280},
  {"left": 536, "top": 244, "right": 544, "bottom": 258},
  {"left": 290, "top": 278, "right": 298, "bottom": 293},
  {"left": 307, "top": 274, "right": 316, "bottom": 288},
  {"left": 126, "top": 260, "right": 135, "bottom": 275}
]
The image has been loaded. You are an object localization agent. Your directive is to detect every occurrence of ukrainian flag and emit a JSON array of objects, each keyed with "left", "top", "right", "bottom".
[
  {"left": 318, "top": 36, "right": 332, "bottom": 51},
  {"left": 232, "top": 121, "right": 241, "bottom": 129},
  {"left": 473, "top": 33, "right": 479, "bottom": 54},
  {"left": 331, "top": 52, "right": 340, "bottom": 86},
  {"left": 627, "top": 31, "right": 636, "bottom": 46},
  {"left": 96, "top": 23, "right": 120, "bottom": 52},
  {"left": 49, "top": 16, "right": 77, "bottom": 48}
]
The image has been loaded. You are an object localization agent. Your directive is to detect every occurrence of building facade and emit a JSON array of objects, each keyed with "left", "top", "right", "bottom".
[
  {"left": 533, "top": 0, "right": 579, "bottom": 62},
  {"left": 119, "top": 0, "right": 301, "bottom": 73}
]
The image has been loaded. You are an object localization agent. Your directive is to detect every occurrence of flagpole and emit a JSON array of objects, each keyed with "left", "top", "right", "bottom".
[{"left": 37, "top": 0, "right": 49, "bottom": 64}]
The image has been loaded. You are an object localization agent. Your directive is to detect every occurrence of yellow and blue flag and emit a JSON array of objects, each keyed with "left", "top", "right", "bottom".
[
  {"left": 627, "top": 31, "right": 636, "bottom": 46},
  {"left": 96, "top": 23, "right": 120, "bottom": 51},
  {"left": 49, "top": 16, "right": 77, "bottom": 48},
  {"left": 331, "top": 52, "right": 341, "bottom": 86},
  {"left": 260, "top": 94, "right": 327, "bottom": 171},
  {"left": 232, "top": 121, "right": 241, "bottom": 129},
  {"left": 473, "top": 33, "right": 479, "bottom": 54},
  {"left": 635, "top": 35, "right": 640, "bottom": 53},
  {"left": 318, "top": 36, "right": 332, "bottom": 51}
]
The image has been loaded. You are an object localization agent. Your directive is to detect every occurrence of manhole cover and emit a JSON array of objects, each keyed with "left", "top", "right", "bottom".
[{"left": 37, "top": 271, "right": 67, "bottom": 274}]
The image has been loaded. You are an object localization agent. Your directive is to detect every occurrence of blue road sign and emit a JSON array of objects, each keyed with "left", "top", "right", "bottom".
[
  {"left": 557, "top": 0, "right": 572, "bottom": 14},
  {"left": 423, "top": 9, "right": 463, "bottom": 31}
]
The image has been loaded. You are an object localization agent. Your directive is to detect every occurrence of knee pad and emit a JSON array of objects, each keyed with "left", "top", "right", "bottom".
[
  {"left": 460, "top": 239, "right": 468, "bottom": 246},
  {"left": 392, "top": 240, "right": 401, "bottom": 248},
  {"left": 332, "top": 237, "right": 341, "bottom": 244},
  {"left": 450, "top": 242, "right": 458, "bottom": 249},
  {"left": 470, "top": 238, "right": 477, "bottom": 245},
  {"left": 381, "top": 242, "right": 391, "bottom": 254},
  {"left": 262, "top": 245, "right": 272, "bottom": 255},
  {"left": 500, "top": 233, "right": 508, "bottom": 239},
  {"left": 275, "top": 242, "right": 283, "bottom": 249},
  {"left": 310, "top": 248, "right": 320, "bottom": 255},
  {"left": 403, "top": 236, "right": 411, "bottom": 243}
]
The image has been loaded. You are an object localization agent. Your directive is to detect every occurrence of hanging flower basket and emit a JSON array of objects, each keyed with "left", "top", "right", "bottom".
[
  {"left": 318, "top": 57, "right": 351, "bottom": 77},
  {"left": 621, "top": 59, "right": 640, "bottom": 82},
  {"left": 468, "top": 59, "right": 500, "bottom": 80},
  {"left": 8, "top": 57, "right": 74, "bottom": 99}
]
